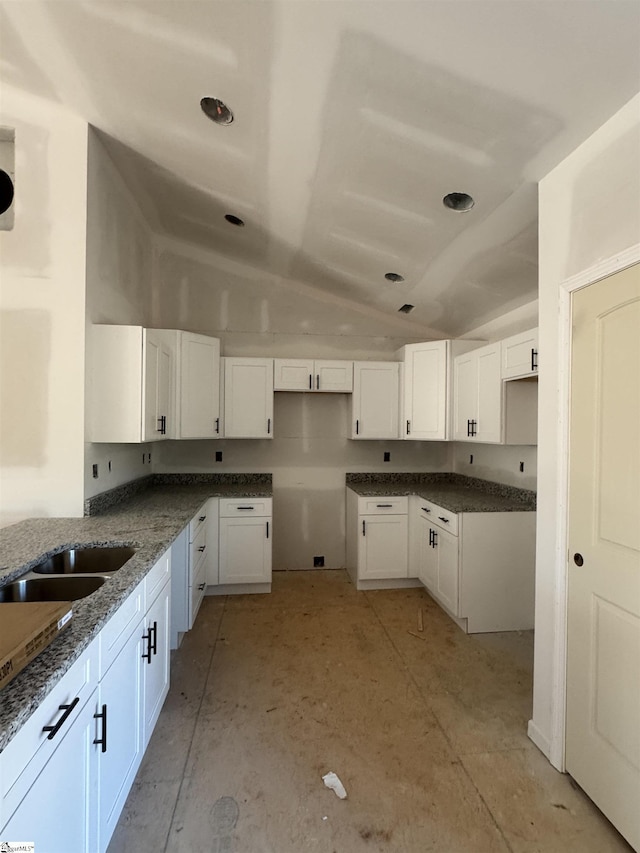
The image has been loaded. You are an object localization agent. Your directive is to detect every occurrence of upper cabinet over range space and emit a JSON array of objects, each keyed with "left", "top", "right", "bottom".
[{"left": 274, "top": 359, "right": 353, "bottom": 392}]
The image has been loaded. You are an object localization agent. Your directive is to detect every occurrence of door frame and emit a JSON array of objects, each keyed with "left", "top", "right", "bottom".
[{"left": 548, "top": 242, "right": 640, "bottom": 771}]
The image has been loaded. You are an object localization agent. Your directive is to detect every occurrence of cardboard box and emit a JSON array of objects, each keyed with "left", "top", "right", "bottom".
[{"left": 0, "top": 601, "right": 73, "bottom": 690}]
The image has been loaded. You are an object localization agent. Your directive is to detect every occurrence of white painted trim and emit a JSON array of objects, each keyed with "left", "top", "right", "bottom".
[
  {"left": 550, "top": 242, "right": 640, "bottom": 771},
  {"left": 528, "top": 719, "right": 552, "bottom": 758}
]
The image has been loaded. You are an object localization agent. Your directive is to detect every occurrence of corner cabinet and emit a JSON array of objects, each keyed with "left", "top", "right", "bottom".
[
  {"left": 90, "top": 325, "right": 173, "bottom": 443},
  {"left": 274, "top": 359, "right": 353, "bottom": 392},
  {"left": 350, "top": 362, "right": 400, "bottom": 439},
  {"left": 396, "top": 340, "right": 480, "bottom": 440},
  {"left": 222, "top": 357, "right": 274, "bottom": 438},
  {"left": 453, "top": 342, "right": 502, "bottom": 443}
]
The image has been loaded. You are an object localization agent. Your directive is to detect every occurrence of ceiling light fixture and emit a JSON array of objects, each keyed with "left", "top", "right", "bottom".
[
  {"left": 200, "top": 97, "right": 234, "bottom": 125},
  {"left": 398, "top": 304, "right": 414, "bottom": 314},
  {"left": 385, "top": 272, "right": 405, "bottom": 283},
  {"left": 224, "top": 214, "right": 245, "bottom": 226},
  {"left": 443, "top": 192, "right": 475, "bottom": 211}
]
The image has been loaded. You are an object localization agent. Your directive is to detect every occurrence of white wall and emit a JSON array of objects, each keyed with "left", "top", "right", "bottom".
[
  {"left": 0, "top": 86, "right": 88, "bottom": 525},
  {"left": 453, "top": 443, "right": 537, "bottom": 490},
  {"left": 84, "top": 128, "right": 155, "bottom": 500},
  {"left": 533, "top": 93, "right": 640, "bottom": 765}
]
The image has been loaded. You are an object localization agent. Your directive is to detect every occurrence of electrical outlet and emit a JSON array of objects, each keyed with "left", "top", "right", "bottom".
[
  {"left": 142, "top": 453, "right": 145, "bottom": 464},
  {"left": 108, "top": 460, "right": 112, "bottom": 472},
  {"left": 147, "top": 453, "right": 151, "bottom": 464},
  {"left": 92, "top": 464, "right": 99, "bottom": 479},
  {"left": 215, "top": 451, "right": 223, "bottom": 462},
  {"left": 313, "top": 556, "right": 325, "bottom": 567},
  {"left": 519, "top": 461, "right": 525, "bottom": 472},
  {"left": 383, "top": 451, "right": 391, "bottom": 462},
  {"left": 469, "top": 454, "right": 474, "bottom": 464}
]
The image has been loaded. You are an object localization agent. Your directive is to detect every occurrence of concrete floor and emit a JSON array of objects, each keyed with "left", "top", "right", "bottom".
[{"left": 108, "top": 570, "right": 631, "bottom": 853}]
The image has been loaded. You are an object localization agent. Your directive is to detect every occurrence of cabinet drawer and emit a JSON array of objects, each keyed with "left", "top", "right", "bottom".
[
  {"left": 189, "top": 523, "right": 208, "bottom": 571},
  {"left": 189, "top": 504, "right": 209, "bottom": 541},
  {"left": 219, "top": 498, "right": 272, "bottom": 517},
  {"left": 99, "top": 580, "right": 144, "bottom": 677},
  {"left": 357, "top": 496, "right": 408, "bottom": 515},
  {"left": 0, "top": 638, "right": 99, "bottom": 823},
  {"left": 417, "top": 500, "right": 459, "bottom": 535},
  {"left": 144, "top": 549, "right": 171, "bottom": 608}
]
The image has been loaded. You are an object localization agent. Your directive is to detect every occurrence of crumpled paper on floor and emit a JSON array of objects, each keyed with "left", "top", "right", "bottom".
[{"left": 322, "top": 771, "right": 347, "bottom": 799}]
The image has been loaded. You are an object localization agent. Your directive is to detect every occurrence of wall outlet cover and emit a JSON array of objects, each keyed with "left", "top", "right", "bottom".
[
  {"left": 215, "top": 451, "right": 223, "bottom": 462},
  {"left": 92, "top": 464, "right": 98, "bottom": 478},
  {"left": 383, "top": 451, "right": 391, "bottom": 462}
]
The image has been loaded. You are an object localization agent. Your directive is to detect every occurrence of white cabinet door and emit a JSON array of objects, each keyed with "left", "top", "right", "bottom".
[
  {"left": 178, "top": 332, "right": 220, "bottom": 438},
  {"left": 97, "top": 625, "right": 144, "bottom": 853},
  {"left": 502, "top": 328, "right": 538, "bottom": 379},
  {"left": 142, "top": 580, "right": 170, "bottom": 747},
  {"left": 223, "top": 357, "right": 274, "bottom": 438},
  {"left": 315, "top": 360, "right": 353, "bottom": 392},
  {"left": 274, "top": 359, "right": 315, "bottom": 391},
  {"left": 358, "top": 514, "right": 408, "bottom": 580},
  {"left": 453, "top": 342, "right": 502, "bottom": 443},
  {"left": 453, "top": 351, "right": 478, "bottom": 440},
  {"left": 351, "top": 362, "right": 400, "bottom": 439},
  {"left": 476, "top": 344, "right": 502, "bottom": 443},
  {"left": 433, "top": 526, "right": 459, "bottom": 615},
  {"left": 142, "top": 329, "right": 172, "bottom": 442},
  {"left": 402, "top": 341, "right": 448, "bottom": 440},
  {"left": 1, "top": 696, "right": 98, "bottom": 853},
  {"left": 205, "top": 498, "right": 220, "bottom": 585},
  {"left": 417, "top": 515, "right": 437, "bottom": 592},
  {"left": 219, "top": 516, "right": 272, "bottom": 584}
]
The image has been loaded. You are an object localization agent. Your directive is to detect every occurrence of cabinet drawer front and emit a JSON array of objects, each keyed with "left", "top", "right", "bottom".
[
  {"left": 417, "top": 500, "right": 459, "bottom": 535},
  {"left": 358, "top": 496, "right": 408, "bottom": 515},
  {"left": 189, "top": 504, "right": 209, "bottom": 541},
  {"left": 189, "top": 523, "right": 208, "bottom": 570},
  {"left": 0, "top": 638, "right": 99, "bottom": 816},
  {"left": 219, "top": 498, "right": 272, "bottom": 517},
  {"left": 99, "top": 581, "right": 144, "bottom": 678},
  {"left": 144, "top": 549, "right": 171, "bottom": 609}
]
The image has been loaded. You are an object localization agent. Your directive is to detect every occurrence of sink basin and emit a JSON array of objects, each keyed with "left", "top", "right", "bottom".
[
  {"left": 0, "top": 575, "right": 109, "bottom": 602},
  {"left": 31, "top": 546, "right": 135, "bottom": 575}
]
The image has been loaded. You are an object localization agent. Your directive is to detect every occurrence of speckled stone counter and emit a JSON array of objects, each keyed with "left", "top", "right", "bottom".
[
  {"left": 346, "top": 472, "right": 536, "bottom": 513},
  {"left": 0, "top": 474, "right": 272, "bottom": 752}
]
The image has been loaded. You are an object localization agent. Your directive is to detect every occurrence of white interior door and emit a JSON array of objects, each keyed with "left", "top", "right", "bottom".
[{"left": 566, "top": 263, "right": 640, "bottom": 850}]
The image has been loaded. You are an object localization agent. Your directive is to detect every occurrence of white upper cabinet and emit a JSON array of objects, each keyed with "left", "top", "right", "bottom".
[
  {"left": 174, "top": 331, "right": 220, "bottom": 439},
  {"left": 222, "top": 357, "right": 274, "bottom": 438},
  {"left": 396, "top": 340, "right": 479, "bottom": 441},
  {"left": 350, "top": 362, "right": 400, "bottom": 439},
  {"left": 91, "top": 325, "right": 174, "bottom": 443},
  {"left": 453, "top": 342, "right": 502, "bottom": 443},
  {"left": 274, "top": 359, "right": 353, "bottom": 392},
  {"left": 501, "top": 328, "right": 538, "bottom": 379}
]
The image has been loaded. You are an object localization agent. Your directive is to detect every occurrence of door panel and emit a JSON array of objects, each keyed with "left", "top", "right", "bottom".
[{"left": 566, "top": 263, "right": 640, "bottom": 850}]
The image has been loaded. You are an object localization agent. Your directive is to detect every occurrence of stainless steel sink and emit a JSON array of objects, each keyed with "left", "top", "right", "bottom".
[
  {"left": 31, "top": 546, "right": 136, "bottom": 575},
  {"left": 0, "top": 575, "right": 109, "bottom": 602}
]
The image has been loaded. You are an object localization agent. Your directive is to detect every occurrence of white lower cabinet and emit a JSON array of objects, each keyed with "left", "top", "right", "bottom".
[
  {"left": 0, "top": 551, "right": 172, "bottom": 853},
  {"left": 0, "top": 640, "right": 100, "bottom": 852},
  {"left": 219, "top": 499, "right": 272, "bottom": 586},
  {"left": 346, "top": 491, "right": 415, "bottom": 590},
  {"left": 97, "top": 618, "right": 144, "bottom": 851},
  {"left": 412, "top": 497, "right": 535, "bottom": 633}
]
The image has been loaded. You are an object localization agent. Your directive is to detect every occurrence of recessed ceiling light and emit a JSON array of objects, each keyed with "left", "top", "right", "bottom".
[
  {"left": 200, "top": 97, "right": 234, "bottom": 125},
  {"left": 398, "top": 304, "right": 414, "bottom": 314},
  {"left": 385, "top": 272, "right": 405, "bottom": 283},
  {"left": 224, "top": 214, "right": 245, "bottom": 226},
  {"left": 443, "top": 192, "right": 475, "bottom": 211}
]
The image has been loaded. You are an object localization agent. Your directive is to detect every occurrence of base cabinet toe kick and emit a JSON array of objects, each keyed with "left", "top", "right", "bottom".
[{"left": 347, "top": 487, "right": 535, "bottom": 633}]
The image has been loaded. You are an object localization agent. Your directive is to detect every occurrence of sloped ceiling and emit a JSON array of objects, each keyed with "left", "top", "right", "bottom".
[{"left": 2, "top": 0, "right": 639, "bottom": 336}]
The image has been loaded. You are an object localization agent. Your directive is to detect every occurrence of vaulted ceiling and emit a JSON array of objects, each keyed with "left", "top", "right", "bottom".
[{"left": 2, "top": 1, "right": 639, "bottom": 335}]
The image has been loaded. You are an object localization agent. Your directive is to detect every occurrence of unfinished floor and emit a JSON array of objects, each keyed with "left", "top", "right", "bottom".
[{"left": 108, "top": 570, "right": 631, "bottom": 853}]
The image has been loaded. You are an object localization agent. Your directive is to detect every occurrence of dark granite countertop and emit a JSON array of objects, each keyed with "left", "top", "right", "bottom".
[
  {"left": 346, "top": 473, "right": 536, "bottom": 513},
  {"left": 0, "top": 474, "right": 272, "bottom": 752}
]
